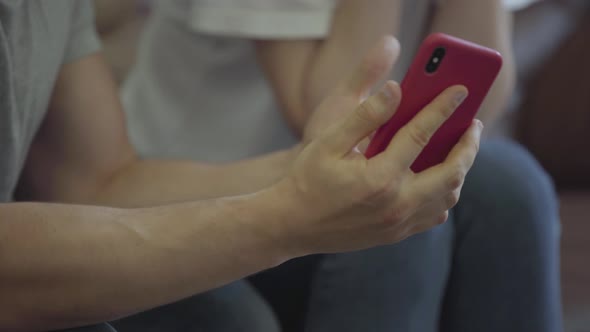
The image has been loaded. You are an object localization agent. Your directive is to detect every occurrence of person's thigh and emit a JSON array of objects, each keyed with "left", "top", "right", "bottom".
[
  {"left": 249, "top": 254, "right": 322, "bottom": 331},
  {"left": 251, "top": 222, "right": 455, "bottom": 332},
  {"left": 302, "top": 221, "right": 455, "bottom": 332},
  {"left": 441, "top": 139, "right": 562, "bottom": 332},
  {"left": 111, "top": 280, "right": 280, "bottom": 332}
]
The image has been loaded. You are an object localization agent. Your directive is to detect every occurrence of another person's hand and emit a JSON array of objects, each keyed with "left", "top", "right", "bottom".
[{"left": 270, "top": 37, "right": 482, "bottom": 256}]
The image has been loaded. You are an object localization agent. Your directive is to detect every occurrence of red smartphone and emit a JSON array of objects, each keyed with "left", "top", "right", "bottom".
[{"left": 365, "top": 33, "right": 503, "bottom": 172}]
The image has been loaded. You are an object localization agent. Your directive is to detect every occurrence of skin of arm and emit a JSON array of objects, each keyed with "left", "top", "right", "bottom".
[
  {"left": 15, "top": 54, "right": 296, "bottom": 207},
  {"left": 2, "top": 39, "right": 483, "bottom": 330},
  {"left": 0, "top": 192, "right": 290, "bottom": 331},
  {"left": 255, "top": 0, "right": 515, "bottom": 135},
  {"left": 2, "top": 54, "right": 300, "bottom": 331},
  {"left": 255, "top": 0, "right": 403, "bottom": 135},
  {"left": 429, "top": 0, "right": 516, "bottom": 128}
]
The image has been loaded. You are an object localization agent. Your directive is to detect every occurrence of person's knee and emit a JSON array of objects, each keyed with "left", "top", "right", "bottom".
[{"left": 463, "top": 139, "right": 559, "bottom": 235}]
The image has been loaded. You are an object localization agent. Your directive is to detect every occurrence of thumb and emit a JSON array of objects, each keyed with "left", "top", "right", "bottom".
[
  {"left": 335, "top": 35, "right": 401, "bottom": 99},
  {"left": 324, "top": 81, "right": 401, "bottom": 154}
]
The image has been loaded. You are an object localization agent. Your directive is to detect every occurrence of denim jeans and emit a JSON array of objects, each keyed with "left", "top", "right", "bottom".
[{"left": 58, "top": 139, "right": 563, "bottom": 332}]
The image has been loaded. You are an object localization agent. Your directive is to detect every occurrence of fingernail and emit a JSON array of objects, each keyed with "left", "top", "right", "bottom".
[
  {"left": 476, "top": 120, "right": 484, "bottom": 130},
  {"left": 379, "top": 83, "right": 394, "bottom": 104},
  {"left": 454, "top": 90, "right": 468, "bottom": 106},
  {"left": 383, "top": 36, "right": 400, "bottom": 54}
]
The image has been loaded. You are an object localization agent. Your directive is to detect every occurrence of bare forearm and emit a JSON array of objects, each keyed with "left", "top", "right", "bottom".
[
  {"left": 0, "top": 190, "right": 288, "bottom": 331},
  {"left": 89, "top": 148, "right": 296, "bottom": 208},
  {"left": 430, "top": 0, "right": 516, "bottom": 127}
]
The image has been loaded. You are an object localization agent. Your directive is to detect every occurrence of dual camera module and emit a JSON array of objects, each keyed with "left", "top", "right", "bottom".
[{"left": 426, "top": 47, "right": 446, "bottom": 73}]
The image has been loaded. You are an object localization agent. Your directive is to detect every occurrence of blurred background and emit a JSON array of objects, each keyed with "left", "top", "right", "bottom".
[{"left": 94, "top": 0, "right": 590, "bottom": 330}]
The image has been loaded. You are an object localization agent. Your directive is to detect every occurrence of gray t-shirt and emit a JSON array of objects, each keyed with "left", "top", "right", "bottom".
[{"left": 0, "top": 0, "right": 101, "bottom": 202}]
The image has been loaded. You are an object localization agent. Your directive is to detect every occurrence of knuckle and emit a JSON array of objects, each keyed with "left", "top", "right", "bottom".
[
  {"left": 447, "top": 165, "right": 465, "bottom": 190},
  {"left": 446, "top": 191, "right": 460, "bottom": 209},
  {"left": 406, "top": 124, "right": 431, "bottom": 149},
  {"left": 355, "top": 99, "right": 384, "bottom": 125},
  {"left": 438, "top": 211, "right": 450, "bottom": 225}
]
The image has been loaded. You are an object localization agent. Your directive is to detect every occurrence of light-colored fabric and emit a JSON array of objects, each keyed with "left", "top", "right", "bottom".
[
  {"left": 0, "top": 0, "right": 101, "bottom": 202},
  {"left": 122, "top": 0, "right": 433, "bottom": 162},
  {"left": 435, "top": 0, "right": 540, "bottom": 10},
  {"left": 503, "top": 0, "right": 541, "bottom": 11},
  {"left": 186, "top": 0, "right": 338, "bottom": 39},
  {"left": 150, "top": 0, "right": 338, "bottom": 39}
]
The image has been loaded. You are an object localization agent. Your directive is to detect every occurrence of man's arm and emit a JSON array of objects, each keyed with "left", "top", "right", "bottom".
[
  {"left": 4, "top": 54, "right": 298, "bottom": 330},
  {"left": 3, "top": 43, "right": 482, "bottom": 331},
  {"left": 0, "top": 193, "right": 287, "bottom": 331},
  {"left": 429, "top": 0, "right": 516, "bottom": 127},
  {"left": 16, "top": 54, "right": 295, "bottom": 206}
]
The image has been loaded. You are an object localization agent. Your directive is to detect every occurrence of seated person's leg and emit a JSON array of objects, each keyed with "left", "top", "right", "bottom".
[
  {"left": 302, "top": 222, "right": 454, "bottom": 332},
  {"left": 259, "top": 140, "right": 560, "bottom": 332},
  {"left": 111, "top": 280, "right": 280, "bottom": 332},
  {"left": 441, "top": 139, "right": 562, "bottom": 332},
  {"left": 249, "top": 254, "right": 323, "bottom": 332},
  {"left": 250, "top": 222, "right": 454, "bottom": 332}
]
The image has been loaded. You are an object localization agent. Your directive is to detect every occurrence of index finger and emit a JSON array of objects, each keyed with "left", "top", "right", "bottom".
[
  {"left": 372, "top": 85, "right": 468, "bottom": 170},
  {"left": 402, "top": 119, "right": 483, "bottom": 204}
]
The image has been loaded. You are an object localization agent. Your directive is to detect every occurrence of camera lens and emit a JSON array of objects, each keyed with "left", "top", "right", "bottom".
[
  {"left": 426, "top": 63, "right": 437, "bottom": 73},
  {"left": 425, "top": 47, "right": 446, "bottom": 73}
]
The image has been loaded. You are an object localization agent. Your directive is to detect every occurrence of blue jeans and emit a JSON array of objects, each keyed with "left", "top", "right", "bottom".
[{"left": 61, "top": 139, "right": 563, "bottom": 332}]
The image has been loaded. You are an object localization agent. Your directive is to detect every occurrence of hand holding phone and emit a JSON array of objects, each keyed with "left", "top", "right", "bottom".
[{"left": 365, "top": 33, "right": 502, "bottom": 172}]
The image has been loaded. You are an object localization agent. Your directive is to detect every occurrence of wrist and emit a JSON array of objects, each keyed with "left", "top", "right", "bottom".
[
  {"left": 227, "top": 184, "right": 306, "bottom": 267},
  {"left": 269, "top": 145, "right": 301, "bottom": 186}
]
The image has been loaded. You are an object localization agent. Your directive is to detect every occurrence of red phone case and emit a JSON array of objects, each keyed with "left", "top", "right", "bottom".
[{"left": 365, "top": 33, "right": 503, "bottom": 172}]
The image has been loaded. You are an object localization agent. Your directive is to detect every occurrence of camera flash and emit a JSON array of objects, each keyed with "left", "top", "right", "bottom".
[{"left": 433, "top": 57, "right": 440, "bottom": 63}]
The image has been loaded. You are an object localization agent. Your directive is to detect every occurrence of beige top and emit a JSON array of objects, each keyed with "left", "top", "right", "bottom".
[{"left": 122, "top": 0, "right": 433, "bottom": 162}]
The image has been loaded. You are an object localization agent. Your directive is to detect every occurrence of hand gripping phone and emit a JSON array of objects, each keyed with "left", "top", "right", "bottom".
[{"left": 365, "top": 33, "right": 503, "bottom": 172}]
